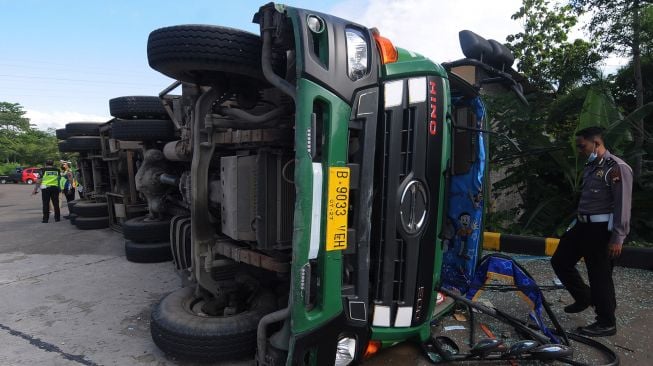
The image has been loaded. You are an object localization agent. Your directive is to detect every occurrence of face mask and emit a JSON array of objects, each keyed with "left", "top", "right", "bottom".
[{"left": 587, "top": 142, "right": 598, "bottom": 163}]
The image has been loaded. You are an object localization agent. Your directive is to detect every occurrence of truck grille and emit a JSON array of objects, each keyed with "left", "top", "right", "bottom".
[{"left": 371, "top": 76, "right": 443, "bottom": 328}]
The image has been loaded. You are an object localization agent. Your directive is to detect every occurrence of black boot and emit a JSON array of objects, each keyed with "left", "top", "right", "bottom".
[
  {"left": 564, "top": 301, "right": 590, "bottom": 313},
  {"left": 577, "top": 321, "right": 616, "bottom": 337}
]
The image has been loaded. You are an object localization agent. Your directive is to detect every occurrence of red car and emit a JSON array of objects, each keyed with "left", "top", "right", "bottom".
[{"left": 21, "top": 167, "right": 40, "bottom": 184}]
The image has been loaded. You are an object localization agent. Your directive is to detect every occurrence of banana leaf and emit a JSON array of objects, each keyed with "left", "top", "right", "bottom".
[{"left": 577, "top": 84, "right": 621, "bottom": 132}]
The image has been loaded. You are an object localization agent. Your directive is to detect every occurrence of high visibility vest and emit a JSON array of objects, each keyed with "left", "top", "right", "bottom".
[
  {"left": 40, "top": 168, "right": 60, "bottom": 188},
  {"left": 59, "top": 173, "right": 67, "bottom": 190}
]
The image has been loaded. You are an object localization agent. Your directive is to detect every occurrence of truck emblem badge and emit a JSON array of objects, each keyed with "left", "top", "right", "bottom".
[{"left": 400, "top": 180, "right": 428, "bottom": 234}]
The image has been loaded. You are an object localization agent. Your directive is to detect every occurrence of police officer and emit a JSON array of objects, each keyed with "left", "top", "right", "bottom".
[
  {"left": 551, "top": 126, "right": 633, "bottom": 337},
  {"left": 31, "top": 159, "right": 62, "bottom": 223},
  {"left": 60, "top": 161, "right": 76, "bottom": 202}
]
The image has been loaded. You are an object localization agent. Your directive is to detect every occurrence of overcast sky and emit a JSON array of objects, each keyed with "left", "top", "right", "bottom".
[{"left": 0, "top": 0, "right": 625, "bottom": 131}]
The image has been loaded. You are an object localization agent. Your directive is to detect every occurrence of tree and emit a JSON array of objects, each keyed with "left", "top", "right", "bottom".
[
  {"left": 571, "top": 0, "right": 653, "bottom": 177},
  {"left": 506, "top": 0, "right": 601, "bottom": 93},
  {"left": 0, "top": 102, "right": 31, "bottom": 163},
  {"left": 0, "top": 101, "right": 61, "bottom": 165},
  {"left": 0, "top": 102, "right": 30, "bottom": 132},
  {"left": 487, "top": 84, "right": 653, "bottom": 241},
  {"left": 486, "top": 1, "right": 653, "bottom": 245},
  {"left": 13, "top": 129, "right": 60, "bottom": 165}
]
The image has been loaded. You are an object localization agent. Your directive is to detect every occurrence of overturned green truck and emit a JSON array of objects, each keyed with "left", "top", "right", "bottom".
[{"left": 139, "top": 3, "right": 523, "bottom": 365}]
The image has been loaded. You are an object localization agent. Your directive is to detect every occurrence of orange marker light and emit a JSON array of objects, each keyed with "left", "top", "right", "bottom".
[
  {"left": 363, "top": 340, "right": 381, "bottom": 359},
  {"left": 371, "top": 28, "right": 398, "bottom": 64}
]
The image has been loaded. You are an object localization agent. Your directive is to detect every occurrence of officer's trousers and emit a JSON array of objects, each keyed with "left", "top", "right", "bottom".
[
  {"left": 41, "top": 186, "right": 60, "bottom": 222},
  {"left": 551, "top": 221, "right": 616, "bottom": 326},
  {"left": 64, "top": 187, "right": 75, "bottom": 203}
]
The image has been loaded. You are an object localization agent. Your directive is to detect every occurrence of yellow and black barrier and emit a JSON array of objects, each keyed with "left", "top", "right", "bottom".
[
  {"left": 483, "top": 232, "right": 559, "bottom": 257},
  {"left": 482, "top": 231, "right": 652, "bottom": 270}
]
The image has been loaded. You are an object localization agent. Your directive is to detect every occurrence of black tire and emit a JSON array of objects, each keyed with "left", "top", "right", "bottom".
[
  {"left": 73, "top": 216, "right": 109, "bottom": 230},
  {"left": 65, "top": 122, "right": 102, "bottom": 136},
  {"left": 59, "top": 137, "right": 101, "bottom": 152},
  {"left": 56, "top": 128, "right": 70, "bottom": 140},
  {"left": 26, "top": 178, "right": 34, "bottom": 185},
  {"left": 58, "top": 140, "right": 71, "bottom": 153},
  {"left": 147, "top": 25, "right": 270, "bottom": 85},
  {"left": 109, "top": 96, "right": 169, "bottom": 120},
  {"left": 150, "top": 286, "right": 277, "bottom": 361},
  {"left": 70, "top": 201, "right": 108, "bottom": 217},
  {"left": 123, "top": 216, "right": 171, "bottom": 243},
  {"left": 1, "top": 177, "right": 7, "bottom": 184},
  {"left": 67, "top": 199, "right": 81, "bottom": 212},
  {"left": 111, "top": 119, "right": 175, "bottom": 141},
  {"left": 69, "top": 213, "right": 78, "bottom": 225},
  {"left": 125, "top": 240, "right": 172, "bottom": 263}
]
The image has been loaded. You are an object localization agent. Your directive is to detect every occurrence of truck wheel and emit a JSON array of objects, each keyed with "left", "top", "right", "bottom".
[
  {"left": 124, "top": 240, "right": 172, "bottom": 263},
  {"left": 122, "top": 216, "right": 171, "bottom": 243},
  {"left": 58, "top": 140, "right": 72, "bottom": 152},
  {"left": 73, "top": 216, "right": 109, "bottom": 230},
  {"left": 56, "top": 128, "right": 70, "bottom": 140},
  {"left": 65, "top": 122, "right": 102, "bottom": 136},
  {"left": 67, "top": 200, "right": 81, "bottom": 213},
  {"left": 70, "top": 201, "right": 108, "bottom": 217},
  {"left": 150, "top": 286, "right": 277, "bottom": 361},
  {"left": 109, "top": 96, "right": 169, "bottom": 120},
  {"left": 147, "top": 25, "right": 275, "bottom": 85},
  {"left": 111, "top": 120, "right": 175, "bottom": 141},
  {"left": 59, "top": 137, "right": 101, "bottom": 152}
]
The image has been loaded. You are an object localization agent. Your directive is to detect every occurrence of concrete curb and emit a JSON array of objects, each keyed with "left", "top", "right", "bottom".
[{"left": 482, "top": 232, "right": 653, "bottom": 270}]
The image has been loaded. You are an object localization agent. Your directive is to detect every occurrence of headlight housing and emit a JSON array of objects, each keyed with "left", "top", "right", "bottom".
[
  {"left": 307, "top": 14, "right": 325, "bottom": 34},
  {"left": 345, "top": 28, "right": 369, "bottom": 81},
  {"left": 335, "top": 336, "right": 357, "bottom": 366}
]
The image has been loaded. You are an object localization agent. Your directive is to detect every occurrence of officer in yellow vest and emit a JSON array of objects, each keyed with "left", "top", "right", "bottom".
[
  {"left": 31, "top": 159, "right": 61, "bottom": 223},
  {"left": 60, "top": 161, "right": 76, "bottom": 202}
]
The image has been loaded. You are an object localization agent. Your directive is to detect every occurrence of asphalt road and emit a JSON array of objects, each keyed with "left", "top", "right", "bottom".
[{"left": 1, "top": 183, "right": 652, "bottom": 365}]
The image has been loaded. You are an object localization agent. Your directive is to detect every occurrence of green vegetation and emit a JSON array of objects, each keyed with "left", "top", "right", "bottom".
[
  {"left": 487, "top": 0, "right": 653, "bottom": 246},
  {"left": 0, "top": 102, "right": 66, "bottom": 169}
]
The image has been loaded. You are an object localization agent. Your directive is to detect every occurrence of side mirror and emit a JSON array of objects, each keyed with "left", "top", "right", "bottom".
[
  {"left": 487, "top": 39, "right": 515, "bottom": 69},
  {"left": 450, "top": 30, "right": 527, "bottom": 105},
  {"left": 459, "top": 30, "right": 493, "bottom": 62},
  {"left": 459, "top": 30, "right": 515, "bottom": 71}
]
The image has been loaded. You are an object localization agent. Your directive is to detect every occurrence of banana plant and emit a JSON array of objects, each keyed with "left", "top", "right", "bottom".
[
  {"left": 521, "top": 83, "right": 653, "bottom": 237},
  {"left": 486, "top": 82, "right": 652, "bottom": 239}
]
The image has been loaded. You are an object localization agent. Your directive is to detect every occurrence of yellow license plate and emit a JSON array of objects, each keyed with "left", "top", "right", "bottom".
[{"left": 326, "top": 167, "right": 350, "bottom": 251}]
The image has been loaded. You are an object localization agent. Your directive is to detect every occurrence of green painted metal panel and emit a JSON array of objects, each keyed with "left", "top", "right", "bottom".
[
  {"left": 383, "top": 47, "right": 448, "bottom": 78},
  {"left": 290, "top": 78, "right": 351, "bottom": 335}
]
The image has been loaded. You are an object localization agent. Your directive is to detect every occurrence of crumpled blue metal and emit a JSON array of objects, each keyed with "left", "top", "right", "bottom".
[
  {"left": 466, "top": 254, "right": 560, "bottom": 343},
  {"left": 442, "top": 96, "right": 486, "bottom": 291}
]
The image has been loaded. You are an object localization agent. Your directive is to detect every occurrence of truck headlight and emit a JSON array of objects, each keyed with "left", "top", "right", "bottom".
[
  {"left": 345, "top": 28, "right": 368, "bottom": 81},
  {"left": 335, "top": 336, "right": 357, "bottom": 366},
  {"left": 307, "top": 14, "right": 325, "bottom": 34}
]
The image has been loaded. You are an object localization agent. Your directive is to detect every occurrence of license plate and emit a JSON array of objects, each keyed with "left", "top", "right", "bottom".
[{"left": 326, "top": 167, "right": 350, "bottom": 251}]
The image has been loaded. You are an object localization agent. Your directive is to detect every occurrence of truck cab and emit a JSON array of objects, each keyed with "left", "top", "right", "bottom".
[{"left": 140, "top": 3, "right": 522, "bottom": 365}]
